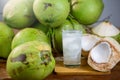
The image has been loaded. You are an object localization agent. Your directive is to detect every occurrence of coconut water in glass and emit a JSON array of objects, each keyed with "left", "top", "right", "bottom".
[{"left": 62, "top": 30, "right": 82, "bottom": 66}]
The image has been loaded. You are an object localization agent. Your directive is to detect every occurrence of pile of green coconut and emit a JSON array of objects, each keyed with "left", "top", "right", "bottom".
[{"left": 0, "top": 0, "right": 120, "bottom": 79}]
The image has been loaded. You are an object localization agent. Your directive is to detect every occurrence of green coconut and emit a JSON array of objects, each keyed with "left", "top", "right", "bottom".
[
  {"left": 68, "top": 17, "right": 86, "bottom": 33},
  {"left": 71, "top": 0, "right": 104, "bottom": 25},
  {"left": 53, "top": 20, "right": 73, "bottom": 53},
  {"left": 33, "top": 0, "right": 70, "bottom": 28},
  {"left": 6, "top": 41, "right": 55, "bottom": 80},
  {"left": 0, "top": 22, "right": 14, "bottom": 58},
  {"left": 12, "top": 28, "right": 50, "bottom": 49},
  {"left": 53, "top": 18, "right": 86, "bottom": 53},
  {"left": 3, "top": 0, "right": 36, "bottom": 29},
  {"left": 33, "top": 22, "right": 49, "bottom": 34}
]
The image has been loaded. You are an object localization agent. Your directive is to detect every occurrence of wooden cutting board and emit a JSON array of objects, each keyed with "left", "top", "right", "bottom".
[{"left": 54, "top": 57, "right": 111, "bottom": 75}]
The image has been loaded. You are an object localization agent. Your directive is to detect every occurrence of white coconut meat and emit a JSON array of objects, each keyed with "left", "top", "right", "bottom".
[
  {"left": 81, "top": 34, "right": 101, "bottom": 51},
  {"left": 90, "top": 42, "right": 112, "bottom": 63},
  {"left": 88, "top": 37, "right": 120, "bottom": 72},
  {"left": 92, "top": 21, "right": 120, "bottom": 37}
]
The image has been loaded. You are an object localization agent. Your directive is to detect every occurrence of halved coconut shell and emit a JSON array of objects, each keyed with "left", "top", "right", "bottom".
[
  {"left": 81, "top": 34, "right": 101, "bottom": 57},
  {"left": 88, "top": 37, "right": 120, "bottom": 72}
]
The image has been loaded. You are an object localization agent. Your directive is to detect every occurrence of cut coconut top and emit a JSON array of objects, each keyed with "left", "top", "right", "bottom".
[
  {"left": 81, "top": 34, "right": 101, "bottom": 51},
  {"left": 90, "top": 42, "right": 112, "bottom": 63},
  {"left": 92, "top": 21, "right": 120, "bottom": 36}
]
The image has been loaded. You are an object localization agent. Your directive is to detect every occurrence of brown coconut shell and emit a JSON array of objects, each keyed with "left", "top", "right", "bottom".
[{"left": 88, "top": 37, "right": 120, "bottom": 72}]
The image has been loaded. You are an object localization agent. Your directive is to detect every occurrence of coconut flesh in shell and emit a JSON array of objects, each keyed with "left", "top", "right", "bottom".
[
  {"left": 81, "top": 34, "right": 101, "bottom": 57},
  {"left": 88, "top": 37, "right": 120, "bottom": 72}
]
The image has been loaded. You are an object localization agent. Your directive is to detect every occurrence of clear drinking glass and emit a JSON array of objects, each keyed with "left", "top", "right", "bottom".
[{"left": 62, "top": 30, "right": 82, "bottom": 66}]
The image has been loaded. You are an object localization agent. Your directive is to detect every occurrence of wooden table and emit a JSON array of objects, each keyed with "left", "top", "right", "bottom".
[{"left": 0, "top": 60, "right": 120, "bottom": 80}]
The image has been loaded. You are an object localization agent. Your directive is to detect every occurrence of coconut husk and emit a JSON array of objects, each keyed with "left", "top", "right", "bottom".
[{"left": 88, "top": 37, "right": 120, "bottom": 72}]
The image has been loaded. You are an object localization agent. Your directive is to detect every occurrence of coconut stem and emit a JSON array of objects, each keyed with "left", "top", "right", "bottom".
[{"left": 96, "top": 15, "right": 112, "bottom": 23}]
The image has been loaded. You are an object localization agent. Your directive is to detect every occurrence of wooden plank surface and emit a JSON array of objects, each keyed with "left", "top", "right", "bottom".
[{"left": 55, "top": 57, "right": 110, "bottom": 75}]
